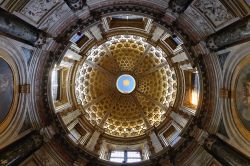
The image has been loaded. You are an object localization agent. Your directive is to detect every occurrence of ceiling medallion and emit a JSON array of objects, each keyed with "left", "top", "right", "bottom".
[{"left": 116, "top": 74, "right": 136, "bottom": 94}]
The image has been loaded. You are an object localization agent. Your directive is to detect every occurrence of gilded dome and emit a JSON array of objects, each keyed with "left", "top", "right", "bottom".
[{"left": 75, "top": 35, "right": 177, "bottom": 137}]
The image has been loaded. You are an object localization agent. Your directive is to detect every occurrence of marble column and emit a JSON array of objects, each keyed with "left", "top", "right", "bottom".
[
  {"left": 207, "top": 16, "right": 250, "bottom": 50},
  {"left": 0, "top": 9, "right": 46, "bottom": 46},
  {"left": 0, "top": 131, "right": 43, "bottom": 166},
  {"left": 64, "top": 0, "right": 86, "bottom": 11},
  {"left": 203, "top": 135, "right": 250, "bottom": 166}
]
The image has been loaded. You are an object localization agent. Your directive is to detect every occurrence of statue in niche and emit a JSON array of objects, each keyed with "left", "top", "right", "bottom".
[{"left": 0, "top": 58, "right": 14, "bottom": 123}]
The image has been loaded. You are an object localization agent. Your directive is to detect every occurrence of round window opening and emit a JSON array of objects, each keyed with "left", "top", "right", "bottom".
[{"left": 116, "top": 74, "right": 136, "bottom": 94}]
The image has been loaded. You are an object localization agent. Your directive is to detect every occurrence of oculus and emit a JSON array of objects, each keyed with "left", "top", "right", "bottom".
[{"left": 116, "top": 74, "right": 136, "bottom": 94}]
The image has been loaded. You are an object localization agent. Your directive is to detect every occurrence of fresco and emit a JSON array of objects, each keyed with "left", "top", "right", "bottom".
[
  {"left": 0, "top": 58, "right": 14, "bottom": 123},
  {"left": 236, "top": 65, "right": 250, "bottom": 131}
]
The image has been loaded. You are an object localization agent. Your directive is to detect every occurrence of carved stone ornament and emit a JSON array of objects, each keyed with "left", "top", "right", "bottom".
[
  {"left": 20, "top": 0, "right": 60, "bottom": 23},
  {"left": 185, "top": 7, "right": 214, "bottom": 36},
  {"left": 204, "top": 136, "right": 217, "bottom": 151},
  {"left": 34, "top": 32, "right": 47, "bottom": 46},
  {"left": 194, "top": 0, "right": 234, "bottom": 28},
  {"left": 39, "top": 4, "right": 70, "bottom": 31},
  {"left": 66, "top": 0, "right": 85, "bottom": 11},
  {"left": 206, "top": 37, "right": 218, "bottom": 50}
]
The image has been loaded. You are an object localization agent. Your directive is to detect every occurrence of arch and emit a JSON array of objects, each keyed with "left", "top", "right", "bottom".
[
  {"left": 0, "top": 37, "right": 29, "bottom": 148},
  {"left": 222, "top": 42, "right": 250, "bottom": 156}
]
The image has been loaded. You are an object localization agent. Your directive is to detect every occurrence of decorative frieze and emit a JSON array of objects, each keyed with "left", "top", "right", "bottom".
[
  {"left": 193, "top": 0, "right": 235, "bottom": 28},
  {"left": 20, "top": 0, "right": 61, "bottom": 23},
  {"left": 39, "top": 3, "right": 72, "bottom": 34},
  {"left": 184, "top": 6, "right": 214, "bottom": 36}
]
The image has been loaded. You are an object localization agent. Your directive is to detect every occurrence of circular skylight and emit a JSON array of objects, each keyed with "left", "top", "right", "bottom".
[{"left": 116, "top": 74, "right": 136, "bottom": 94}]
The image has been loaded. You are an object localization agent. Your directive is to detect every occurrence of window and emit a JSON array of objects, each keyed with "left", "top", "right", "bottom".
[
  {"left": 51, "top": 70, "right": 60, "bottom": 100},
  {"left": 70, "top": 32, "right": 89, "bottom": 48},
  {"left": 70, "top": 128, "right": 81, "bottom": 140},
  {"left": 70, "top": 32, "right": 84, "bottom": 43},
  {"left": 109, "top": 150, "right": 142, "bottom": 163},
  {"left": 110, "top": 151, "right": 125, "bottom": 163},
  {"left": 127, "top": 151, "right": 141, "bottom": 163}
]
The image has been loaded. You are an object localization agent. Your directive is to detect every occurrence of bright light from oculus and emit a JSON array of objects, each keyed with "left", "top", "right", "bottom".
[{"left": 116, "top": 74, "right": 136, "bottom": 94}]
